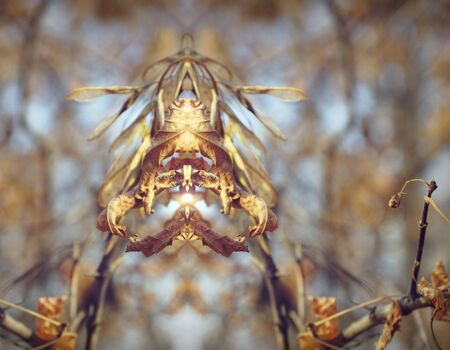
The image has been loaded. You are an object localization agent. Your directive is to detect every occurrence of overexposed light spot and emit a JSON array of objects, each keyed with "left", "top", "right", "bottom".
[{"left": 181, "top": 193, "right": 194, "bottom": 204}]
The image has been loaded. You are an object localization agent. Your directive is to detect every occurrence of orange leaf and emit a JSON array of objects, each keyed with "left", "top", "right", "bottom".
[
  {"left": 308, "top": 296, "right": 339, "bottom": 340},
  {"left": 36, "top": 296, "right": 66, "bottom": 341}
]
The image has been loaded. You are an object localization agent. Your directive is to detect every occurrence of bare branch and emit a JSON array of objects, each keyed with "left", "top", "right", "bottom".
[
  {"left": 255, "top": 236, "right": 291, "bottom": 350},
  {"left": 330, "top": 295, "right": 436, "bottom": 346},
  {"left": 0, "top": 308, "right": 34, "bottom": 343},
  {"left": 409, "top": 180, "right": 438, "bottom": 298},
  {"left": 85, "top": 235, "right": 122, "bottom": 350}
]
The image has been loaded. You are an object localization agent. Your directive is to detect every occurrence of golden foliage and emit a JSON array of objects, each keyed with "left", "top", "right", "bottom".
[{"left": 68, "top": 36, "right": 302, "bottom": 257}]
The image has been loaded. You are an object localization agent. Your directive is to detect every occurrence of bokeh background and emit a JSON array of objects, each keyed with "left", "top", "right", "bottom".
[{"left": 1, "top": 0, "right": 449, "bottom": 349}]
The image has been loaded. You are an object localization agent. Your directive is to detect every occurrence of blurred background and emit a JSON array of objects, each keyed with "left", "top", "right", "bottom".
[{"left": 0, "top": 0, "right": 449, "bottom": 349}]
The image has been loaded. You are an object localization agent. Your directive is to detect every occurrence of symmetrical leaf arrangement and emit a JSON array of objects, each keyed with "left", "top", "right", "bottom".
[{"left": 67, "top": 34, "right": 307, "bottom": 257}]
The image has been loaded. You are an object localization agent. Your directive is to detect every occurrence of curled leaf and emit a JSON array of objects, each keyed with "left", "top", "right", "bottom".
[{"left": 388, "top": 193, "right": 402, "bottom": 208}]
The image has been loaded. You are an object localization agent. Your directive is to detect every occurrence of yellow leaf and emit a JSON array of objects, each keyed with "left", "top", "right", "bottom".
[
  {"left": 66, "top": 86, "right": 138, "bottom": 102},
  {"left": 237, "top": 86, "right": 308, "bottom": 102}
]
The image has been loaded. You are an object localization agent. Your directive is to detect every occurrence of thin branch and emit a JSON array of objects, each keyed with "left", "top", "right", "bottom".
[
  {"left": 312, "top": 296, "right": 388, "bottom": 328},
  {"left": 330, "top": 294, "right": 438, "bottom": 346},
  {"left": 294, "top": 243, "right": 307, "bottom": 332},
  {"left": 85, "top": 235, "right": 122, "bottom": 350},
  {"left": 68, "top": 243, "right": 81, "bottom": 325},
  {"left": 0, "top": 308, "right": 34, "bottom": 343},
  {"left": 255, "top": 235, "right": 291, "bottom": 350},
  {"left": 409, "top": 180, "right": 438, "bottom": 298},
  {"left": 0, "top": 299, "right": 61, "bottom": 327}
]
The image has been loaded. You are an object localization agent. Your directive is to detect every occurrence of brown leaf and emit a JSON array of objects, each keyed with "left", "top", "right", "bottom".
[
  {"left": 431, "top": 260, "right": 449, "bottom": 287},
  {"left": 375, "top": 301, "right": 402, "bottom": 350},
  {"left": 126, "top": 221, "right": 184, "bottom": 257},
  {"left": 308, "top": 296, "right": 339, "bottom": 341},
  {"left": 36, "top": 296, "right": 66, "bottom": 341},
  {"left": 388, "top": 193, "right": 401, "bottom": 208},
  {"left": 190, "top": 220, "right": 249, "bottom": 257},
  {"left": 418, "top": 261, "right": 450, "bottom": 322}
]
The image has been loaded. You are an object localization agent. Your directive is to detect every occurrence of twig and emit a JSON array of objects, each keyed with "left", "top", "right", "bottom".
[
  {"left": 69, "top": 243, "right": 81, "bottom": 325},
  {"left": 0, "top": 308, "right": 35, "bottom": 343},
  {"left": 294, "top": 243, "right": 307, "bottom": 332},
  {"left": 329, "top": 294, "right": 439, "bottom": 346},
  {"left": 409, "top": 180, "right": 438, "bottom": 298},
  {"left": 312, "top": 296, "right": 388, "bottom": 328},
  {"left": 85, "top": 234, "right": 122, "bottom": 350},
  {"left": 0, "top": 299, "right": 61, "bottom": 327},
  {"left": 255, "top": 235, "right": 290, "bottom": 350}
]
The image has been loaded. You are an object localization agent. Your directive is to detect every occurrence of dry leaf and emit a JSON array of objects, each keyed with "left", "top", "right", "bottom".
[
  {"left": 237, "top": 86, "right": 308, "bottom": 101},
  {"left": 36, "top": 296, "right": 66, "bottom": 341},
  {"left": 309, "top": 296, "right": 339, "bottom": 340},
  {"left": 418, "top": 261, "right": 450, "bottom": 322},
  {"left": 375, "top": 301, "right": 402, "bottom": 350},
  {"left": 298, "top": 296, "right": 339, "bottom": 350},
  {"left": 66, "top": 86, "right": 139, "bottom": 102},
  {"left": 69, "top": 35, "right": 305, "bottom": 257}
]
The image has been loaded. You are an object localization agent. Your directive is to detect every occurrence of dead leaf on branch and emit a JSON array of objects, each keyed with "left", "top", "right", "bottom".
[
  {"left": 375, "top": 301, "right": 402, "bottom": 350},
  {"left": 36, "top": 296, "right": 66, "bottom": 341},
  {"left": 35, "top": 296, "right": 77, "bottom": 350},
  {"left": 126, "top": 205, "right": 248, "bottom": 257},
  {"left": 298, "top": 296, "right": 339, "bottom": 350},
  {"left": 418, "top": 261, "right": 450, "bottom": 322},
  {"left": 68, "top": 35, "right": 306, "bottom": 257}
]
